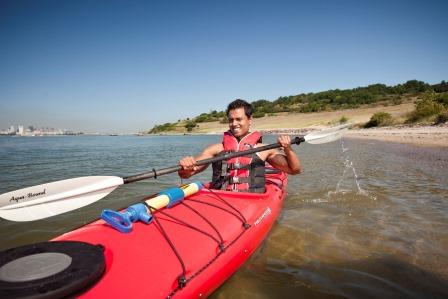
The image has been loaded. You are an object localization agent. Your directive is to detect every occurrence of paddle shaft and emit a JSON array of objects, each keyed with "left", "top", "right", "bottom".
[{"left": 123, "top": 136, "right": 304, "bottom": 184}]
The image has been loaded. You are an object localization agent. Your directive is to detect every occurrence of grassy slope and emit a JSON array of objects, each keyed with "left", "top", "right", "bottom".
[{"left": 161, "top": 99, "right": 416, "bottom": 134}]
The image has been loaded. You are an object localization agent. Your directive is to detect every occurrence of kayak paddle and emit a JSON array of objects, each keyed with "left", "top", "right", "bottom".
[{"left": 0, "top": 124, "right": 348, "bottom": 222}]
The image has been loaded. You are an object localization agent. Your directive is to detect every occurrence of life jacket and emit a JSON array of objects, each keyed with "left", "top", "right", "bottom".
[{"left": 211, "top": 131, "right": 266, "bottom": 193}]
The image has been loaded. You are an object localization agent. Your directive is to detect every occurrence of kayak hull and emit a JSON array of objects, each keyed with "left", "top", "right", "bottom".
[{"left": 53, "top": 174, "right": 287, "bottom": 298}]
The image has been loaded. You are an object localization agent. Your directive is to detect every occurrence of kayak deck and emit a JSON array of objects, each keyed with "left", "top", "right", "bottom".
[{"left": 54, "top": 175, "right": 287, "bottom": 298}]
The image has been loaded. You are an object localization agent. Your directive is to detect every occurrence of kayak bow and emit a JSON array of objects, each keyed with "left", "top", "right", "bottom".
[{"left": 0, "top": 172, "right": 287, "bottom": 299}]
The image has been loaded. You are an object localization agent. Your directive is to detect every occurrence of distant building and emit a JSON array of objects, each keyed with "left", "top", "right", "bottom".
[{"left": 1, "top": 124, "right": 78, "bottom": 136}]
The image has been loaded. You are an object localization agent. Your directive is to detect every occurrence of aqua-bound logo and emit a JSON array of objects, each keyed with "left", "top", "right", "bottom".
[{"left": 10, "top": 189, "right": 46, "bottom": 203}]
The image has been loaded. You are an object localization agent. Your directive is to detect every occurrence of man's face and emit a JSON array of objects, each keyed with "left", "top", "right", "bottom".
[{"left": 228, "top": 107, "right": 252, "bottom": 138}]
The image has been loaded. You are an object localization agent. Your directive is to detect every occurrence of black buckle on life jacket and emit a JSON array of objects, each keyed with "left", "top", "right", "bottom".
[
  {"left": 265, "top": 167, "right": 280, "bottom": 174},
  {"left": 227, "top": 163, "right": 250, "bottom": 170},
  {"left": 229, "top": 177, "right": 249, "bottom": 184}
]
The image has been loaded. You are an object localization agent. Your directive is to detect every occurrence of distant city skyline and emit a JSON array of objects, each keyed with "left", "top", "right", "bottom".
[
  {"left": 1, "top": 0, "right": 447, "bottom": 133},
  {"left": 2, "top": 124, "right": 72, "bottom": 131},
  {"left": 0, "top": 124, "right": 81, "bottom": 136}
]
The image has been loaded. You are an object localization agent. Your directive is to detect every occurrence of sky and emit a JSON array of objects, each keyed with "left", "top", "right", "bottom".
[{"left": 0, "top": 0, "right": 447, "bottom": 133}]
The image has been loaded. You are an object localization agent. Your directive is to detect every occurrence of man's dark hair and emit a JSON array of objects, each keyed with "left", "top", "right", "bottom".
[{"left": 226, "top": 99, "right": 253, "bottom": 118}]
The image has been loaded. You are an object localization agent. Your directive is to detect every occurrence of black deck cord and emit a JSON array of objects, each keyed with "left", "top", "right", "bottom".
[
  {"left": 166, "top": 219, "right": 249, "bottom": 299},
  {"left": 180, "top": 201, "right": 225, "bottom": 250},
  {"left": 148, "top": 186, "right": 253, "bottom": 298},
  {"left": 145, "top": 204, "right": 187, "bottom": 290},
  {"left": 145, "top": 203, "right": 223, "bottom": 247},
  {"left": 205, "top": 187, "right": 251, "bottom": 229},
  {"left": 186, "top": 198, "right": 247, "bottom": 224},
  {"left": 144, "top": 202, "right": 226, "bottom": 296}
]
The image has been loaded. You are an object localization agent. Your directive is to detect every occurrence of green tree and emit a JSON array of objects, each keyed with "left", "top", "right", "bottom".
[
  {"left": 403, "top": 80, "right": 430, "bottom": 93},
  {"left": 185, "top": 120, "right": 197, "bottom": 132}
]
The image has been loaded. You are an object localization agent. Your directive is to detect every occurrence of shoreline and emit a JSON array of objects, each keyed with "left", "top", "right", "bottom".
[
  {"left": 144, "top": 101, "right": 447, "bottom": 148},
  {"left": 148, "top": 124, "right": 448, "bottom": 148},
  {"left": 344, "top": 124, "right": 448, "bottom": 148}
]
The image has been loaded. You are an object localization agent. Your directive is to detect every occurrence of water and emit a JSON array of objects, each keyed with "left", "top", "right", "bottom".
[{"left": 1, "top": 135, "right": 447, "bottom": 298}]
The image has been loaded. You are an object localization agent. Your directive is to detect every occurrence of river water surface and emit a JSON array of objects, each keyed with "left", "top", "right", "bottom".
[{"left": 0, "top": 135, "right": 447, "bottom": 298}]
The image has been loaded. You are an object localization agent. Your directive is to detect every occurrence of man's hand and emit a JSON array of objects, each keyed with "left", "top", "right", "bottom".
[
  {"left": 179, "top": 156, "right": 198, "bottom": 171},
  {"left": 277, "top": 135, "right": 293, "bottom": 152},
  {"left": 267, "top": 135, "right": 301, "bottom": 175}
]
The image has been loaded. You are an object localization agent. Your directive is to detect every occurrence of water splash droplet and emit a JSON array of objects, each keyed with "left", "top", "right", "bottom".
[{"left": 326, "top": 138, "right": 376, "bottom": 201}]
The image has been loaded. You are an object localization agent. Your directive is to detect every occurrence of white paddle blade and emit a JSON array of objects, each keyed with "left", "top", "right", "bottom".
[
  {"left": 304, "top": 124, "right": 349, "bottom": 144},
  {"left": 0, "top": 176, "right": 124, "bottom": 222}
]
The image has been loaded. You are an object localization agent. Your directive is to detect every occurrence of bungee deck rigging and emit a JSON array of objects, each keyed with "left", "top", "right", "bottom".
[{"left": 143, "top": 185, "right": 252, "bottom": 298}]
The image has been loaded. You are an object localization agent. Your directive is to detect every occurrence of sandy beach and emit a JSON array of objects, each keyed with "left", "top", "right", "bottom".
[{"left": 345, "top": 124, "right": 448, "bottom": 148}]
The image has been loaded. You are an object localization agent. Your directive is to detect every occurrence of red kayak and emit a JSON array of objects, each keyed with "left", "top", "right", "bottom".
[{"left": 0, "top": 171, "right": 287, "bottom": 299}]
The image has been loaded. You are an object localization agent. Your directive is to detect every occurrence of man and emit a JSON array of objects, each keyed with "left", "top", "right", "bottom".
[{"left": 178, "top": 99, "right": 302, "bottom": 192}]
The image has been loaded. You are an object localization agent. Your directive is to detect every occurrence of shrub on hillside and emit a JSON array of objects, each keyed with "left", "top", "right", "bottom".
[
  {"left": 435, "top": 112, "right": 448, "bottom": 124},
  {"left": 148, "top": 122, "right": 177, "bottom": 134},
  {"left": 406, "top": 91, "right": 445, "bottom": 123},
  {"left": 185, "top": 120, "right": 197, "bottom": 132},
  {"left": 193, "top": 110, "right": 225, "bottom": 123},
  {"left": 364, "top": 112, "right": 393, "bottom": 128},
  {"left": 392, "top": 96, "right": 403, "bottom": 105},
  {"left": 436, "top": 92, "right": 448, "bottom": 107},
  {"left": 339, "top": 116, "right": 349, "bottom": 123},
  {"left": 253, "top": 111, "right": 265, "bottom": 118}
]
